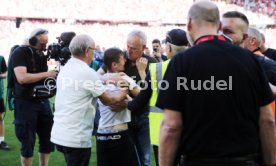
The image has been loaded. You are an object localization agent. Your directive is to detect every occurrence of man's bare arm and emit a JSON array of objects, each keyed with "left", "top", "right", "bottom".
[
  {"left": 0, "top": 71, "right": 7, "bottom": 79},
  {"left": 159, "top": 109, "right": 183, "bottom": 166},
  {"left": 14, "top": 66, "right": 57, "bottom": 84},
  {"left": 98, "top": 89, "right": 127, "bottom": 106},
  {"left": 259, "top": 103, "right": 276, "bottom": 165},
  {"left": 136, "top": 57, "right": 148, "bottom": 81}
]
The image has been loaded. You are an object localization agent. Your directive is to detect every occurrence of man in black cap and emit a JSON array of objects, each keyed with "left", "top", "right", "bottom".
[{"left": 127, "top": 28, "right": 189, "bottom": 166}]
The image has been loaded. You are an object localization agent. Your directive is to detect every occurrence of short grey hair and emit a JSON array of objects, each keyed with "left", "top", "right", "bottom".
[
  {"left": 127, "top": 30, "right": 147, "bottom": 45},
  {"left": 247, "top": 27, "right": 262, "bottom": 47},
  {"left": 188, "top": 1, "right": 220, "bottom": 26},
  {"left": 69, "top": 34, "right": 95, "bottom": 57}
]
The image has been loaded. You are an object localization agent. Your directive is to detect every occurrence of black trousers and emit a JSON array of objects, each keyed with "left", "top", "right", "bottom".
[
  {"left": 96, "top": 129, "right": 140, "bottom": 166},
  {"left": 56, "top": 144, "right": 91, "bottom": 166}
]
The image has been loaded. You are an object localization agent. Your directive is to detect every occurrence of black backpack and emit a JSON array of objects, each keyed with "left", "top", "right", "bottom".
[{"left": 7, "top": 45, "right": 20, "bottom": 110}]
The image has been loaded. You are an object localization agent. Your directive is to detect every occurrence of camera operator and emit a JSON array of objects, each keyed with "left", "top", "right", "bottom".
[
  {"left": 151, "top": 39, "right": 167, "bottom": 62},
  {"left": 10, "top": 28, "right": 57, "bottom": 166}
]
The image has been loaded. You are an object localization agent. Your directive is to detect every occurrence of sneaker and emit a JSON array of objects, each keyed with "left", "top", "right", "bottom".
[{"left": 0, "top": 141, "right": 10, "bottom": 150}]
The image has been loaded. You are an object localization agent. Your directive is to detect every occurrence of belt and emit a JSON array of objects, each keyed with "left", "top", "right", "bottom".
[{"left": 184, "top": 154, "right": 256, "bottom": 162}]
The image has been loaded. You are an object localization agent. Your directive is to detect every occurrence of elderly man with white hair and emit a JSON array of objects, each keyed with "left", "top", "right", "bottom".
[{"left": 51, "top": 34, "right": 127, "bottom": 166}]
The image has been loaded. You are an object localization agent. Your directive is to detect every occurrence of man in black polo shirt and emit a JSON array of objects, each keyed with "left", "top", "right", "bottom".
[
  {"left": 157, "top": 1, "right": 276, "bottom": 166},
  {"left": 10, "top": 28, "right": 57, "bottom": 166},
  {"left": 244, "top": 27, "right": 276, "bottom": 85},
  {"left": 123, "top": 30, "right": 157, "bottom": 166},
  {"left": 260, "top": 33, "right": 276, "bottom": 61}
]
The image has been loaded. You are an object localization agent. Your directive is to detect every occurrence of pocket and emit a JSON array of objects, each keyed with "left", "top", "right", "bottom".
[{"left": 14, "top": 120, "right": 29, "bottom": 141}]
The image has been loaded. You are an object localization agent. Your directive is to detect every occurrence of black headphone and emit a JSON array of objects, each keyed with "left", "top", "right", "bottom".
[{"left": 29, "top": 29, "right": 48, "bottom": 46}]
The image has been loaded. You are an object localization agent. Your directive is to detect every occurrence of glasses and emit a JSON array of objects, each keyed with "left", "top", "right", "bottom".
[
  {"left": 127, "top": 46, "right": 141, "bottom": 52},
  {"left": 88, "top": 47, "right": 97, "bottom": 52}
]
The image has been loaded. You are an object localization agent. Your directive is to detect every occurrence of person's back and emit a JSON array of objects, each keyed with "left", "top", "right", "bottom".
[
  {"left": 157, "top": 1, "right": 276, "bottom": 166},
  {"left": 175, "top": 38, "right": 266, "bottom": 157}
]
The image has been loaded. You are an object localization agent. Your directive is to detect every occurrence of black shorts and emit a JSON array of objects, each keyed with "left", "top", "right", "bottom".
[
  {"left": 96, "top": 129, "right": 140, "bottom": 166},
  {"left": 14, "top": 98, "right": 54, "bottom": 157},
  {"left": 56, "top": 144, "right": 91, "bottom": 166},
  {"left": 0, "top": 98, "right": 5, "bottom": 113}
]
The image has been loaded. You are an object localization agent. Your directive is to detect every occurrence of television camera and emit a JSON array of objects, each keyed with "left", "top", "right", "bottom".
[{"left": 46, "top": 32, "right": 76, "bottom": 66}]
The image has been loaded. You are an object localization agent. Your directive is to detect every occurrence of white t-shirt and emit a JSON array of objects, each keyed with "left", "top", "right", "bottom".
[
  {"left": 51, "top": 57, "right": 105, "bottom": 148},
  {"left": 98, "top": 75, "right": 138, "bottom": 129}
]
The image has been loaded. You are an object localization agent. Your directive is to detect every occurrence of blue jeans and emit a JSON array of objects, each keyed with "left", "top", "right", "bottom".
[{"left": 128, "top": 112, "right": 150, "bottom": 166}]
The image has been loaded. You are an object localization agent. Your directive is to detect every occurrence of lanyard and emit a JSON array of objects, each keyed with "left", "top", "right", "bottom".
[{"left": 194, "top": 35, "right": 228, "bottom": 45}]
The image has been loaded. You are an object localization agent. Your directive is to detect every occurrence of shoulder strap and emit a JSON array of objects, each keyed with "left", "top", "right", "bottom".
[
  {"left": 25, "top": 46, "right": 36, "bottom": 72},
  {"left": 0, "top": 56, "right": 3, "bottom": 72}
]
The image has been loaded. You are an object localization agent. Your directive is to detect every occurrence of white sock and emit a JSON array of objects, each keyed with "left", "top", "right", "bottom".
[{"left": 0, "top": 136, "right": 4, "bottom": 142}]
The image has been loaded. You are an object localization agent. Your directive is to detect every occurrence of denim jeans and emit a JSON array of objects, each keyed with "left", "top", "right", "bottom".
[{"left": 128, "top": 111, "right": 151, "bottom": 166}]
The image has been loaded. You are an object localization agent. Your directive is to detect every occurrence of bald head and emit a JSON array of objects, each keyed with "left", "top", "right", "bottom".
[
  {"left": 187, "top": 1, "right": 220, "bottom": 45},
  {"left": 69, "top": 34, "right": 95, "bottom": 57},
  {"left": 188, "top": 1, "right": 220, "bottom": 26}
]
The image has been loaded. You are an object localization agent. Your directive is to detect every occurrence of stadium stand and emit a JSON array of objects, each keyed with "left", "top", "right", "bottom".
[{"left": 0, "top": 0, "right": 275, "bottom": 60}]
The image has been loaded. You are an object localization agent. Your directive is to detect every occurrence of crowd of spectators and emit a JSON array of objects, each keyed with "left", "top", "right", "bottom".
[
  {"left": 0, "top": 19, "right": 184, "bottom": 60},
  {"left": 215, "top": 0, "right": 275, "bottom": 25},
  {"left": 0, "top": 0, "right": 275, "bottom": 24},
  {"left": 0, "top": 0, "right": 275, "bottom": 61},
  {"left": 227, "top": 0, "right": 276, "bottom": 20},
  {"left": 0, "top": 0, "right": 191, "bottom": 23}
]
